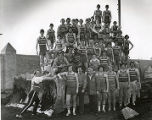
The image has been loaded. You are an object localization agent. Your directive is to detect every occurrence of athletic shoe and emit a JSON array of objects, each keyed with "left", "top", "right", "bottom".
[
  {"left": 66, "top": 112, "right": 71, "bottom": 117},
  {"left": 16, "top": 114, "right": 23, "bottom": 118},
  {"left": 113, "top": 107, "right": 116, "bottom": 111},
  {"left": 73, "top": 112, "right": 76, "bottom": 116}
]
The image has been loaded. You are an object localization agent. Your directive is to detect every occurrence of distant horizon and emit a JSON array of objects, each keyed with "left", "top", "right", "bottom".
[{"left": 0, "top": 0, "right": 152, "bottom": 59}]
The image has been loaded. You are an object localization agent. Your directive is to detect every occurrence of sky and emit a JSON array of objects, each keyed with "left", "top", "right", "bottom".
[{"left": 0, "top": 0, "right": 152, "bottom": 59}]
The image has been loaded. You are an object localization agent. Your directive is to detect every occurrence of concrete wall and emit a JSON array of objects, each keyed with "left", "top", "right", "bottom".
[
  {"left": 1, "top": 43, "right": 40, "bottom": 90},
  {"left": 16, "top": 54, "right": 40, "bottom": 74}
]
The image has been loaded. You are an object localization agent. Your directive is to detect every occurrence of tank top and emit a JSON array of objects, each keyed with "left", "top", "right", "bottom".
[
  {"left": 112, "top": 26, "right": 118, "bottom": 31},
  {"left": 95, "top": 25, "right": 101, "bottom": 33},
  {"left": 85, "top": 23, "right": 90, "bottom": 33},
  {"left": 107, "top": 71, "right": 116, "bottom": 88},
  {"left": 47, "top": 29, "right": 55, "bottom": 40},
  {"left": 71, "top": 25, "right": 78, "bottom": 35},
  {"left": 59, "top": 25, "right": 67, "bottom": 34},
  {"left": 117, "top": 36, "right": 124, "bottom": 46},
  {"left": 113, "top": 46, "right": 120, "bottom": 56},
  {"left": 100, "top": 56, "right": 108, "bottom": 65},
  {"left": 95, "top": 10, "right": 102, "bottom": 17},
  {"left": 96, "top": 72, "right": 107, "bottom": 89},
  {"left": 129, "top": 69, "right": 138, "bottom": 81},
  {"left": 119, "top": 70, "right": 129, "bottom": 82},
  {"left": 124, "top": 40, "right": 129, "bottom": 50},
  {"left": 79, "top": 46, "right": 87, "bottom": 55},
  {"left": 106, "top": 47, "right": 113, "bottom": 56},
  {"left": 87, "top": 46, "right": 94, "bottom": 55},
  {"left": 104, "top": 10, "right": 111, "bottom": 21},
  {"left": 56, "top": 41, "right": 62, "bottom": 49},
  {"left": 79, "top": 25, "right": 85, "bottom": 34},
  {"left": 66, "top": 72, "right": 77, "bottom": 87},
  {"left": 38, "top": 36, "right": 47, "bottom": 50}
]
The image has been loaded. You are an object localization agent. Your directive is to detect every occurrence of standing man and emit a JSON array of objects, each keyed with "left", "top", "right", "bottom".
[
  {"left": 86, "top": 68, "right": 97, "bottom": 113},
  {"left": 36, "top": 29, "right": 49, "bottom": 71},
  {"left": 57, "top": 18, "right": 67, "bottom": 43},
  {"left": 95, "top": 66, "right": 109, "bottom": 113},
  {"left": 60, "top": 65, "right": 79, "bottom": 116},
  {"left": 78, "top": 19, "right": 86, "bottom": 45},
  {"left": 93, "top": 4, "right": 102, "bottom": 24},
  {"left": 65, "top": 18, "right": 72, "bottom": 33},
  {"left": 113, "top": 42, "right": 121, "bottom": 70},
  {"left": 128, "top": 61, "right": 141, "bottom": 105},
  {"left": 123, "top": 35, "right": 134, "bottom": 62},
  {"left": 77, "top": 67, "right": 87, "bottom": 114},
  {"left": 103, "top": 5, "right": 112, "bottom": 27},
  {"left": 77, "top": 42, "right": 88, "bottom": 72},
  {"left": 99, "top": 51, "right": 110, "bottom": 72},
  {"left": 107, "top": 65, "right": 119, "bottom": 111},
  {"left": 46, "top": 23, "right": 56, "bottom": 49},
  {"left": 117, "top": 64, "right": 130, "bottom": 107}
]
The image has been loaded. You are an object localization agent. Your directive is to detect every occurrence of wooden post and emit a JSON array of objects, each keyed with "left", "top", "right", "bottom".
[{"left": 118, "top": 0, "right": 121, "bottom": 27}]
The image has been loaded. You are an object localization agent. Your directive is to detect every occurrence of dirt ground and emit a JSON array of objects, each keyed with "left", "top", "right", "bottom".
[{"left": 1, "top": 99, "right": 152, "bottom": 120}]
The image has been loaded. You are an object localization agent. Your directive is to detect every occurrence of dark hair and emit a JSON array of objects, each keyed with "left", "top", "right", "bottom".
[
  {"left": 66, "top": 18, "right": 71, "bottom": 21},
  {"left": 97, "top": 4, "right": 100, "bottom": 8},
  {"left": 79, "top": 19, "right": 83, "bottom": 22},
  {"left": 113, "top": 21, "right": 117, "bottom": 24},
  {"left": 125, "top": 35, "right": 129, "bottom": 39},
  {"left": 50, "top": 23, "right": 54, "bottom": 27},
  {"left": 105, "top": 5, "right": 109, "bottom": 8},
  {"left": 40, "top": 29, "right": 44, "bottom": 33}
]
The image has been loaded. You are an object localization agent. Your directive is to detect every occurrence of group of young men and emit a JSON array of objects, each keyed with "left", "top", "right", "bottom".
[{"left": 16, "top": 4, "right": 141, "bottom": 118}]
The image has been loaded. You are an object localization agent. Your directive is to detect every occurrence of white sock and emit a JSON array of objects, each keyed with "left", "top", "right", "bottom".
[{"left": 98, "top": 106, "right": 101, "bottom": 112}]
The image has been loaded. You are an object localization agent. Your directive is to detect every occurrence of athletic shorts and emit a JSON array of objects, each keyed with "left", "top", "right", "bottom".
[{"left": 66, "top": 87, "right": 77, "bottom": 95}]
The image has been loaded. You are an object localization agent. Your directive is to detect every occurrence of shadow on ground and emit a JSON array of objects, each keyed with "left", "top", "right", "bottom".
[{"left": 2, "top": 99, "right": 152, "bottom": 120}]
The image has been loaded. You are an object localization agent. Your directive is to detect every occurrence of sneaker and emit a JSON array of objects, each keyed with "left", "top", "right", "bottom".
[
  {"left": 32, "top": 113, "right": 36, "bottom": 116},
  {"left": 73, "top": 112, "right": 76, "bottom": 116},
  {"left": 16, "top": 114, "right": 23, "bottom": 118},
  {"left": 132, "top": 102, "right": 136, "bottom": 106},
  {"left": 113, "top": 107, "right": 116, "bottom": 111},
  {"left": 108, "top": 107, "right": 111, "bottom": 111},
  {"left": 102, "top": 109, "right": 106, "bottom": 113},
  {"left": 66, "top": 112, "right": 71, "bottom": 117}
]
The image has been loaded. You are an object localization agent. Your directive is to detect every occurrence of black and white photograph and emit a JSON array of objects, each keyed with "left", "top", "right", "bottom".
[{"left": 0, "top": 0, "right": 152, "bottom": 120}]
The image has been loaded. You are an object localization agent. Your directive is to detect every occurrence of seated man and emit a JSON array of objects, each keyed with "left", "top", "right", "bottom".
[
  {"left": 99, "top": 51, "right": 110, "bottom": 71},
  {"left": 89, "top": 54, "right": 100, "bottom": 71},
  {"left": 66, "top": 27, "right": 77, "bottom": 48},
  {"left": 52, "top": 51, "right": 69, "bottom": 73},
  {"left": 111, "top": 21, "right": 119, "bottom": 37}
]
